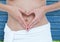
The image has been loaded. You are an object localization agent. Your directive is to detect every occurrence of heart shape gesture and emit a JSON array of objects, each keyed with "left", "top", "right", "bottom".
[
  {"left": 19, "top": 9, "right": 36, "bottom": 31},
  {"left": 0, "top": 4, "right": 46, "bottom": 31},
  {"left": 18, "top": 6, "right": 46, "bottom": 31}
]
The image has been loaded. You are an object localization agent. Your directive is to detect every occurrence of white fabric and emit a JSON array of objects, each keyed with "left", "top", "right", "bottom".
[{"left": 4, "top": 22, "right": 52, "bottom": 42}]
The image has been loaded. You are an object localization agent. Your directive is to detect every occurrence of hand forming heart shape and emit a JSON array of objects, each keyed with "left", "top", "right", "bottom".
[
  {"left": 0, "top": 4, "right": 46, "bottom": 31},
  {"left": 19, "top": 9, "right": 36, "bottom": 31},
  {"left": 18, "top": 6, "right": 46, "bottom": 31}
]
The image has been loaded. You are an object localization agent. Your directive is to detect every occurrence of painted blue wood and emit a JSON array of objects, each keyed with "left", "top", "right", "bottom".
[
  {"left": 47, "top": 16, "right": 60, "bottom": 23},
  {"left": 52, "top": 35, "right": 60, "bottom": 40},
  {"left": 0, "top": 0, "right": 60, "bottom": 40},
  {"left": 0, "top": 11, "right": 8, "bottom": 15},
  {"left": 51, "top": 30, "right": 60, "bottom": 35},
  {"left": 46, "top": 0, "right": 58, "bottom": 5},
  {"left": 51, "top": 23, "right": 60, "bottom": 28},
  {"left": 47, "top": 0, "right": 59, "bottom": 1},
  {"left": 0, "top": 16, "right": 8, "bottom": 21},
  {"left": 0, "top": 1, "right": 6, "bottom": 4},
  {"left": 0, "top": 0, "right": 6, "bottom": 1}
]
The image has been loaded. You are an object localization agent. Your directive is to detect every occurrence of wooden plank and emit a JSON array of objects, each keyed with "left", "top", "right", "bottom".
[
  {"left": 52, "top": 37, "right": 60, "bottom": 40},
  {"left": 0, "top": 0, "right": 6, "bottom": 1},
  {"left": 52, "top": 34, "right": 60, "bottom": 40},
  {"left": 51, "top": 23, "right": 60, "bottom": 28},
  {"left": 0, "top": 16, "right": 8, "bottom": 22},
  {"left": 46, "top": 1, "right": 58, "bottom": 5},
  {"left": 0, "top": 23, "right": 5, "bottom": 28},
  {"left": 0, "top": 31, "right": 4, "bottom": 34},
  {"left": 0, "top": 11, "right": 8, "bottom": 15},
  {"left": 0, "top": 35, "right": 4, "bottom": 40},
  {"left": 51, "top": 30, "right": 60, "bottom": 35},
  {"left": 47, "top": 0, "right": 58, "bottom": 1},
  {"left": 47, "top": 16, "right": 60, "bottom": 23},
  {"left": 0, "top": 1, "right": 6, "bottom": 4}
]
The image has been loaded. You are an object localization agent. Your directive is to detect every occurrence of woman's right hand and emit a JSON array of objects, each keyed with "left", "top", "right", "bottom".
[{"left": 0, "top": 4, "right": 27, "bottom": 29}]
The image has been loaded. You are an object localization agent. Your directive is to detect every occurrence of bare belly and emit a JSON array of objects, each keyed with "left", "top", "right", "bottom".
[
  {"left": 6, "top": 0, "right": 48, "bottom": 31},
  {"left": 7, "top": 14, "right": 49, "bottom": 31}
]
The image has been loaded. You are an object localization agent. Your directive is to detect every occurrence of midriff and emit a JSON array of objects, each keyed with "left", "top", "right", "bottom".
[
  {"left": 7, "top": 0, "right": 49, "bottom": 31},
  {"left": 7, "top": 15, "right": 49, "bottom": 31}
]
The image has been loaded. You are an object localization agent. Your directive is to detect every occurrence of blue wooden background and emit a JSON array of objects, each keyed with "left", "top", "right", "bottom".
[{"left": 0, "top": 0, "right": 60, "bottom": 40}]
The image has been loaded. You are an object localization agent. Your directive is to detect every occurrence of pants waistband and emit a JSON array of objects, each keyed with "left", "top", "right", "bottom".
[{"left": 4, "top": 22, "right": 51, "bottom": 34}]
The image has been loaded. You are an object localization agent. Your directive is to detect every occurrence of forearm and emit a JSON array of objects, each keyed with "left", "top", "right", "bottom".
[
  {"left": 0, "top": 4, "right": 9, "bottom": 11},
  {"left": 45, "top": 2, "right": 60, "bottom": 12}
]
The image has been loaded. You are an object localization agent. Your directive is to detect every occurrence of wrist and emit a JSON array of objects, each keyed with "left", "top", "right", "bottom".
[
  {"left": 40, "top": 6, "right": 48, "bottom": 13},
  {"left": 0, "top": 4, "right": 5, "bottom": 9}
]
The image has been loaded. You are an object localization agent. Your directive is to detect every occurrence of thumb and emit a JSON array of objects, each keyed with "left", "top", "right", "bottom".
[{"left": 18, "top": 8, "right": 26, "bottom": 14}]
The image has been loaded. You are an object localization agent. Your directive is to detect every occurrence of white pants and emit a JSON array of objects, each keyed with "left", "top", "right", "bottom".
[{"left": 4, "top": 22, "right": 52, "bottom": 42}]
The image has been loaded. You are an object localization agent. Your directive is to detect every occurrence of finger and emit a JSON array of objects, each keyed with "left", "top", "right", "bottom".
[
  {"left": 18, "top": 9, "right": 27, "bottom": 27},
  {"left": 19, "top": 16, "right": 27, "bottom": 29},
  {"left": 28, "top": 16, "right": 38, "bottom": 29},
  {"left": 18, "top": 8, "right": 26, "bottom": 14},
  {"left": 21, "top": 17, "right": 27, "bottom": 28},
  {"left": 18, "top": 13, "right": 27, "bottom": 29},
  {"left": 17, "top": 16, "right": 25, "bottom": 28},
  {"left": 18, "top": 8, "right": 28, "bottom": 16},
  {"left": 19, "top": 19, "right": 26, "bottom": 29},
  {"left": 30, "top": 19, "right": 39, "bottom": 29}
]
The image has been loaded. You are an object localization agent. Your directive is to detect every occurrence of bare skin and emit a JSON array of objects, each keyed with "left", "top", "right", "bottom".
[
  {"left": 0, "top": 0, "right": 60, "bottom": 31},
  {"left": 7, "top": 0, "right": 49, "bottom": 31}
]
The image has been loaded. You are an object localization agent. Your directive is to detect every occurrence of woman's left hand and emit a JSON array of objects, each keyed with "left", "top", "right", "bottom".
[{"left": 27, "top": 6, "right": 47, "bottom": 30}]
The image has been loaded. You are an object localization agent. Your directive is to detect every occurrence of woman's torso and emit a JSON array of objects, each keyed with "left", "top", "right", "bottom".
[{"left": 7, "top": 0, "right": 49, "bottom": 31}]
